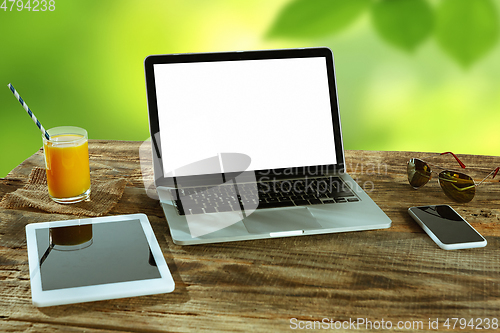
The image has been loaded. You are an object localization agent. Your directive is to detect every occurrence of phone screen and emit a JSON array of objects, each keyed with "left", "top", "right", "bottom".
[{"left": 410, "top": 205, "right": 484, "bottom": 244}]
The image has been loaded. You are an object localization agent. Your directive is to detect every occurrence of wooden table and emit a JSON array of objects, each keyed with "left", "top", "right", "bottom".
[{"left": 1, "top": 140, "right": 499, "bottom": 332}]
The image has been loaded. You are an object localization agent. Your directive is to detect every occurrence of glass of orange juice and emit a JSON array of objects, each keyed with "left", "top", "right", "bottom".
[{"left": 43, "top": 126, "right": 91, "bottom": 204}]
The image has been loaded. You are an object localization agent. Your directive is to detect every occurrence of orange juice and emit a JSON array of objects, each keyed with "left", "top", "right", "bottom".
[{"left": 43, "top": 128, "right": 90, "bottom": 203}]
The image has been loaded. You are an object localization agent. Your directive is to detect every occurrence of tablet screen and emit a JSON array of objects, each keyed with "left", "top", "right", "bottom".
[
  {"left": 26, "top": 214, "right": 175, "bottom": 307},
  {"left": 36, "top": 219, "right": 161, "bottom": 291}
]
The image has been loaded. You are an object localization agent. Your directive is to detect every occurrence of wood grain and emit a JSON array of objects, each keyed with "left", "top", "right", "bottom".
[{"left": 1, "top": 141, "right": 499, "bottom": 332}]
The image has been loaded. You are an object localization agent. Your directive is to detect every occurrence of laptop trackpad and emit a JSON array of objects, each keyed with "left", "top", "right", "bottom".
[{"left": 242, "top": 207, "right": 322, "bottom": 234}]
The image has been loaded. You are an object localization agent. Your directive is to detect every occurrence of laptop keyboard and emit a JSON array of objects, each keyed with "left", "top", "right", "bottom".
[{"left": 172, "top": 176, "right": 359, "bottom": 215}]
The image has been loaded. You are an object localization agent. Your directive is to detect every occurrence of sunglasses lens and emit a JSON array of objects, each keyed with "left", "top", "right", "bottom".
[
  {"left": 407, "top": 158, "right": 431, "bottom": 188},
  {"left": 438, "top": 171, "right": 475, "bottom": 203}
]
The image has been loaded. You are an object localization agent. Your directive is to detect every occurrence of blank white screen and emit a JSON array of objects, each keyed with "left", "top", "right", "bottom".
[{"left": 153, "top": 57, "right": 337, "bottom": 176}]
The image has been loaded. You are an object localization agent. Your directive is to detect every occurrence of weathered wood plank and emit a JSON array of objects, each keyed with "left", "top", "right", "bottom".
[
  {"left": 1, "top": 142, "right": 499, "bottom": 332},
  {"left": 343, "top": 150, "right": 500, "bottom": 236},
  {"left": 1, "top": 231, "right": 499, "bottom": 331}
]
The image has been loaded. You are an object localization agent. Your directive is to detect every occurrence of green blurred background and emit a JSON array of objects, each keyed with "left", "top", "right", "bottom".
[{"left": 1, "top": 0, "right": 499, "bottom": 177}]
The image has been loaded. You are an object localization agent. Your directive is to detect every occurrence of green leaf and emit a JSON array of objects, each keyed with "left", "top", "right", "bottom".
[
  {"left": 371, "top": 0, "right": 434, "bottom": 52},
  {"left": 436, "top": 0, "right": 499, "bottom": 67},
  {"left": 267, "top": 0, "right": 370, "bottom": 39}
]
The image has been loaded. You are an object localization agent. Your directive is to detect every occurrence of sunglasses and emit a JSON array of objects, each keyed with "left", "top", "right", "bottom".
[{"left": 407, "top": 152, "right": 499, "bottom": 203}]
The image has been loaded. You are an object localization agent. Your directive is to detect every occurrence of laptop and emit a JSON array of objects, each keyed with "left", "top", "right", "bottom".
[{"left": 144, "top": 47, "right": 391, "bottom": 245}]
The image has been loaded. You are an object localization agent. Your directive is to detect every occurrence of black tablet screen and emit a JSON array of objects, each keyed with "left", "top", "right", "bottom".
[{"left": 35, "top": 219, "right": 161, "bottom": 291}]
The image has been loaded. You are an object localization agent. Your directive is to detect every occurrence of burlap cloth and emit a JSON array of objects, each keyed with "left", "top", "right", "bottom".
[{"left": 1, "top": 167, "right": 127, "bottom": 217}]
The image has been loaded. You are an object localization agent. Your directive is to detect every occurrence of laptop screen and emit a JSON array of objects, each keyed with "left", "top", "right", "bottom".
[{"left": 145, "top": 48, "right": 345, "bottom": 181}]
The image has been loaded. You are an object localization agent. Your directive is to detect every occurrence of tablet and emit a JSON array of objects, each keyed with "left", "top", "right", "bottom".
[{"left": 25, "top": 214, "right": 175, "bottom": 307}]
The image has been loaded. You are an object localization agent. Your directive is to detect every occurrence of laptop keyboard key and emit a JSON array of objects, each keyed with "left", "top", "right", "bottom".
[
  {"left": 204, "top": 206, "right": 217, "bottom": 213},
  {"left": 308, "top": 199, "right": 322, "bottom": 205},
  {"left": 189, "top": 207, "right": 204, "bottom": 214},
  {"left": 293, "top": 199, "right": 310, "bottom": 206},
  {"left": 321, "top": 199, "right": 335, "bottom": 204},
  {"left": 258, "top": 201, "right": 294, "bottom": 209},
  {"left": 216, "top": 205, "right": 233, "bottom": 212}
]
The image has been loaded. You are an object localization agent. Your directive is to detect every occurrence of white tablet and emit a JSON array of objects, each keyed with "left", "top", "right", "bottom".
[{"left": 25, "top": 214, "right": 175, "bottom": 307}]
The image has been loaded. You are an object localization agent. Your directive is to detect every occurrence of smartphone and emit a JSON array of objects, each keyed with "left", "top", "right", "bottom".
[{"left": 408, "top": 205, "right": 487, "bottom": 250}]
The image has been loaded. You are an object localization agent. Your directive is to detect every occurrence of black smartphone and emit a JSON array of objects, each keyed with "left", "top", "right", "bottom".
[{"left": 408, "top": 205, "right": 487, "bottom": 250}]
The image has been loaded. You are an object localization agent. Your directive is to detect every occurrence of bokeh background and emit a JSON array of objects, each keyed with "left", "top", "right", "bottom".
[{"left": 1, "top": 0, "right": 499, "bottom": 177}]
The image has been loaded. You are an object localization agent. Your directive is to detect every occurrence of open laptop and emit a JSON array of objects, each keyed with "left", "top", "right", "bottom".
[{"left": 144, "top": 47, "right": 391, "bottom": 245}]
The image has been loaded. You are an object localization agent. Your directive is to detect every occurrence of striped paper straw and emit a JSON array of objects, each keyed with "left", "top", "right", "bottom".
[{"left": 8, "top": 83, "right": 50, "bottom": 140}]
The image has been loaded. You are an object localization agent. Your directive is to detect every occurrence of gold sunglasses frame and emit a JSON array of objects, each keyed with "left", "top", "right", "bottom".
[{"left": 407, "top": 152, "right": 499, "bottom": 203}]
